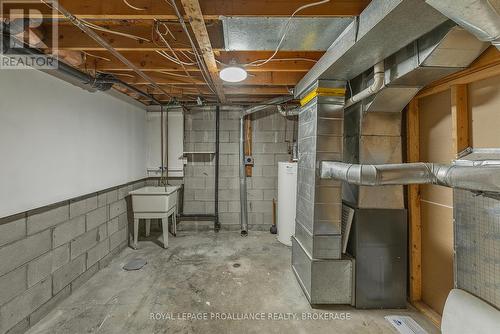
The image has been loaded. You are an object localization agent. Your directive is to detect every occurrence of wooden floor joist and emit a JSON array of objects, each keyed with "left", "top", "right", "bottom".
[
  {"left": 0, "top": 0, "right": 369, "bottom": 19},
  {"left": 180, "top": 0, "right": 226, "bottom": 103}
]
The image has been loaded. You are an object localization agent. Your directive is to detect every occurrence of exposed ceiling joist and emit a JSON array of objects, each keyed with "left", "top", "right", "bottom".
[
  {"left": 1, "top": 0, "right": 369, "bottom": 19},
  {"left": 140, "top": 86, "right": 292, "bottom": 96},
  {"left": 48, "top": 21, "right": 223, "bottom": 51},
  {"left": 117, "top": 71, "right": 305, "bottom": 86},
  {"left": 82, "top": 51, "right": 321, "bottom": 72},
  {"left": 180, "top": 0, "right": 226, "bottom": 102}
]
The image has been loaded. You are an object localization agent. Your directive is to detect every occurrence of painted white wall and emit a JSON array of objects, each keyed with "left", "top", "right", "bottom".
[{"left": 0, "top": 69, "right": 147, "bottom": 217}]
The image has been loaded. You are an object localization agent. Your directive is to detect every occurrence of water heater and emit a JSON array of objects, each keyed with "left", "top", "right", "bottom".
[{"left": 277, "top": 162, "right": 298, "bottom": 246}]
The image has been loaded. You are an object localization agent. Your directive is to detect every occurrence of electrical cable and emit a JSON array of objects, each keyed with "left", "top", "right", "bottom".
[
  {"left": 166, "top": 0, "right": 219, "bottom": 99},
  {"left": 83, "top": 51, "right": 111, "bottom": 62},
  {"left": 123, "top": 0, "right": 147, "bottom": 11},
  {"left": 154, "top": 20, "right": 204, "bottom": 96}
]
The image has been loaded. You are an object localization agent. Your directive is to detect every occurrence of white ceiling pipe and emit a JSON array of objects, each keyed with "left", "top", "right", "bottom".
[{"left": 344, "top": 61, "right": 384, "bottom": 109}]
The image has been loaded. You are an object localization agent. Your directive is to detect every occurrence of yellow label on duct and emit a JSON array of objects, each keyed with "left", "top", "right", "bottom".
[{"left": 300, "top": 87, "right": 346, "bottom": 106}]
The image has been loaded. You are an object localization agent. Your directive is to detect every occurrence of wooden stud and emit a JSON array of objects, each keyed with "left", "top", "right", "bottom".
[
  {"left": 244, "top": 116, "right": 252, "bottom": 177},
  {"left": 407, "top": 98, "right": 422, "bottom": 303},
  {"left": 450, "top": 84, "right": 471, "bottom": 155}
]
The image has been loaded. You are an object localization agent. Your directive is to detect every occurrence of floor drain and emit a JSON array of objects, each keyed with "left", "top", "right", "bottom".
[
  {"left": 233, "top": 263, "right": 241, "bottom": 268},
  {"left": 123, "top": 258, "right": 147, "bottom": 271}
]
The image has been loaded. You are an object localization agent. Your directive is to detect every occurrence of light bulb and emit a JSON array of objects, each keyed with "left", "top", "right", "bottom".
[{"left": 219, "top": 66, "right": 247, "bottom": 83}]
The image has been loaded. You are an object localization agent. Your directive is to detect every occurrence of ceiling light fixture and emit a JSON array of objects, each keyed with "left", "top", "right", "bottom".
[{"left": 219, "top": 66, "right": 247, "bottom": 83}]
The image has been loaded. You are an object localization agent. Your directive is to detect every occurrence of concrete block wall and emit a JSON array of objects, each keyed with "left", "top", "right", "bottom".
[
  {"left": 183, "top": 108, "right": 294, "bottom": 229},
  {"left": 0, "top": 180, "right": 145, "bottom": 334}
]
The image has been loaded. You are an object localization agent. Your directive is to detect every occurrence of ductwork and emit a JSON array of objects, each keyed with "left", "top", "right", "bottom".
[
  {"left": 294, "top": 0, "right": 449, "bottom": 97},
  {"left": 320, "top": 161, "right": 500, "bottom": 193},
  {"left": 426, "top": 0, "right": 500, "bottom": 50},
  {"left": 362, "top": 21, "right": 488, "bottom": 113}
]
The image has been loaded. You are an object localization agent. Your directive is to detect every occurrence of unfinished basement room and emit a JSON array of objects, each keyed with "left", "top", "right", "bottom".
[{"left": 1, "top": 0, "right": 500, "bottom": 333}]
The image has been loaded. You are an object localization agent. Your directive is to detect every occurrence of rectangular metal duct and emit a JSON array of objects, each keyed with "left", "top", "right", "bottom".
[
  {"left": 426, "top": 0, "right": 500, "bottom": 50},
  {"left": 292, "top": 80, "right": 354, "bottom": 305},
  {"left": 294, "top": 0, "right": 449, "bottom": 97},
  {"left": 220, "top": 17, "right": 353, "bottom": 51},
  {"left": 366, "top": 22, "right": 489, "bottom": 113}
]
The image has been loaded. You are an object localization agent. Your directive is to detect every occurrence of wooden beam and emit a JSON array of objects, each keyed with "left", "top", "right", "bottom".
[
  {"left": 83, "top": 51, "right": 320, "bottom": 72},
  {"left": 416, "top": 47, "right": 500, "bottom": 99},
  {"left": 49, "top": 21, "right": 223, "bottom": 51},
  {"left": 118, "top": 71, "right": 304, "bottom": 86},
  {"left": 1, "top": 0, "right": 369, "bottom": 19},
  {"left": 180, "top": 0, "right": 225, "bottom": 102},
  {"left": 244, "top": 116, "right": 252, "bottom": 176},
  {"left": 407, "top": 99, "right": 422, "bottom": 303},
  {"left": 450, "top": 84, "right": 471, "bottom": 155},
  {"left": 143, "top": 85, "right": 292, "bottom": 96}
]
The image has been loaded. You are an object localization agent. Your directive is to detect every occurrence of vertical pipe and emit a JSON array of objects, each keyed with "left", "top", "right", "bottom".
[
  {"left": 214, "top": 106, "right": 221, "bottom": 231},
  {"left": 160, "top": 105, "right": 166, "bottom": 186},
  {"left": 239, "top": 117, "right": 249, "bottom": 236}
]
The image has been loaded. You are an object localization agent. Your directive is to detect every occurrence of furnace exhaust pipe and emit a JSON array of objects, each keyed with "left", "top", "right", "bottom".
[{"left": 320, "top": 161, "right": 500, "bottom": 193}]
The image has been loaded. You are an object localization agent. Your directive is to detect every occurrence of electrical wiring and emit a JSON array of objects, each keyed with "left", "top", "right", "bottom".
[
  {"left": 156, "top": 50, "right": 198, "bottom": 66},
  {"left": 122, "top": 0, "right": 147, "bottom": 11},
  {"left": 153, "top": 20, "right": 204, "bottom": 96},
  {"left": 164, "top": 0, "right": 220, "bottom": 99},
  {"left": 178, "top": 50, "right": 197, "bottom": 63},
  {"left": 82, "top": 20, "right": 150, "bottom": 42},
  {"left": 156, "top": 71, "right": 191, "bottom": 78},
  {"left": 82, "top": 51, "right": 111, "bottom": 62},
  {"left": 42, "top": 0, "right": 150, "bottom": 42}
]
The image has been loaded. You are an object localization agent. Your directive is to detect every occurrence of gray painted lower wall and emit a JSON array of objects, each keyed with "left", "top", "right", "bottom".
[{"left": 0, "top": 179, "right": 146, "bottom": 334}]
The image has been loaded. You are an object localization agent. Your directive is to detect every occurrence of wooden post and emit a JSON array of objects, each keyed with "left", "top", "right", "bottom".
[
  {"left": 407, "top": 98, "right": 422, "bottom": 303},
  {"left": 244, "top": 116, "right": 253, "bottom": 177},
  {"left": 450, "top": 84, "right": 471, "bottom": 155}
]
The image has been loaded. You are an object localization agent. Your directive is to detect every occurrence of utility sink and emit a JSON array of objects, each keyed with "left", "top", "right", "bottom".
[
  {"left": 129, "top": 186, "right": 179, "bottom": 213},
  {"left": 129, "top": 186, "right": 179, "bottom": 249}
]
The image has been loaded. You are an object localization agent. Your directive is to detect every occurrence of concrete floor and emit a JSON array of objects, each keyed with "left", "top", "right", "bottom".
[{"left": 28, "top": 229, "right": 439, "bottom": 334}]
